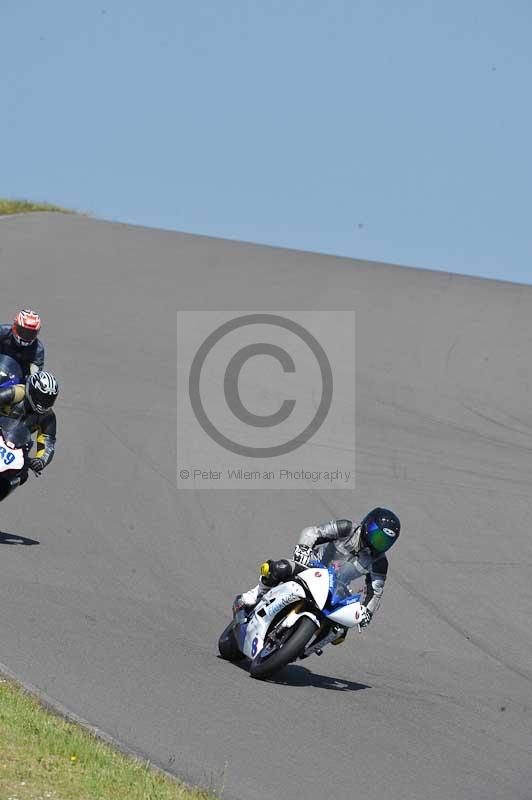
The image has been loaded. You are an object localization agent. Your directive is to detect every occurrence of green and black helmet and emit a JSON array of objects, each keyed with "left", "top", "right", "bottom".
[{"left": 360, "top": 508, "right": 401, "bottom": 555}]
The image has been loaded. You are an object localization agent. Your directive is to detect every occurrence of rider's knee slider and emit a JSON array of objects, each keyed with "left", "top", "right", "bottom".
[{"left": 273, "top": 559, "right": 293, "bottom": 582}]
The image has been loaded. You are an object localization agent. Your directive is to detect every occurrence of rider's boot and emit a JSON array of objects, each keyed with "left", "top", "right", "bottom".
[
  {"left": 301, "top": 624, "right": 348, "bottom": 658},
  {"left": 239, "top": 583, "right": 265, "bottom": 609},
  {"left": 239, "top": 559, "right": 294, "bottom": 611},
  {"left": 331, "top": 626, "right": 348, "bottom": 645}
]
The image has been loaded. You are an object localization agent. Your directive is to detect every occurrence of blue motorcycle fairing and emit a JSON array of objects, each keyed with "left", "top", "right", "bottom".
[
  {"left": 0, "top": 355, "right": 23, "bottom": 390},
  {"left": 236, "top": 620, "right": 248, "bottom": 650}
]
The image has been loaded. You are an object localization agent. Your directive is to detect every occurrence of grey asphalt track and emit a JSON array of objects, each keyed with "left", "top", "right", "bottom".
[{"left": 1, "top": 212, "right": 531, "bottom": 800}]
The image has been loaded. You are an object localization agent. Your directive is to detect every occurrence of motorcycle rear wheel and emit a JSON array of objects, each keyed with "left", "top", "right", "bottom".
[
  {"left": 218, "top": 621, "right": 245, "bottom": 662},
  {"left": 250, "top": 616, "right": 318, "bottom": 680}
]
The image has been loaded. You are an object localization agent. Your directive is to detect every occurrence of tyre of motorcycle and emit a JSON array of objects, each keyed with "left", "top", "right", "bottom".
[
  {"left": 0, "top": 474, "right": 20, "bottom": 502},
  {"left": 218, "top": 621, "right": 245, "bottom": 662},
  {"left": 249, "top": 616, "right": 318, "bottom": 680}
]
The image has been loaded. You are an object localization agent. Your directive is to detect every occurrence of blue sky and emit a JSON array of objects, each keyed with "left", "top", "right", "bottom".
[{"left": 3, "top": 1, "right": 532, "bottom": 283}]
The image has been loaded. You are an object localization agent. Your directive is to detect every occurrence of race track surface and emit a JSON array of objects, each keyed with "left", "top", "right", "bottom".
[{"left": 1, "top": 213, "right": 531, "bottom": 800}]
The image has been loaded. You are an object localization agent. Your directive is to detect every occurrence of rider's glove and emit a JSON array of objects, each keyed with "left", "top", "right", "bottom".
[
  {"left": 29, "top": 458, "right": 45, "bottom": 474},
  {"left": 358, "top": 606, "right": 373, "bottom": 628},
  {"left": 293, "top": 543, "right": 312, "bottom": 566}
]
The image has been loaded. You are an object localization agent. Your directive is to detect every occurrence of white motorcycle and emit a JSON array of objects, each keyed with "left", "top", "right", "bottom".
[
  {"left": 0, "top": 414, "right": 32, "bottom": 503},
  {"left": 218, "top": 557, "right": 365, "bottom": 680}
]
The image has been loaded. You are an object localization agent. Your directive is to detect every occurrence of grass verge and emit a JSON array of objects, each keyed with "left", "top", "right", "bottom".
[
  {"left": 0, "top": 677, "right": 214, "bottom": 800},
  {"left": 0, "top": 199, "right": 78, "bottom": 216}
]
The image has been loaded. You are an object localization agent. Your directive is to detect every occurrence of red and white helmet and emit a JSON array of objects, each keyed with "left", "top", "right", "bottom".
[{"left": 12, "top": 309, "right": 41, "bottom": 347}]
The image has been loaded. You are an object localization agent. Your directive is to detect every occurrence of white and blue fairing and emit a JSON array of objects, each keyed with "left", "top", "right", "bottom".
[
  {"left": 235, "top": 559, "right": 363, "bottom": 659},
  {"left": 317, "top": 559, "right": 363, "bottom": 627},
  {"left": 235, "top": 577, "right": 309, "bottom": 659}
]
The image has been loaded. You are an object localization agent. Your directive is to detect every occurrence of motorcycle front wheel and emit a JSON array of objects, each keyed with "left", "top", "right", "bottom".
[{"left": 249, "top": 616, "right": 318, "bottom": 680}]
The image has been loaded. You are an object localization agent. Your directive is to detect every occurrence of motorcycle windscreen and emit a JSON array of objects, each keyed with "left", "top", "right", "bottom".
[
  {"left": 0, "top": 415, "right": 32, "bottom": 450},
  {"left": 316, "top": 543, "right": 363, "bottom": 597},
  {"left": 0, "top": 355, "right": 24, "bottom": 388}
]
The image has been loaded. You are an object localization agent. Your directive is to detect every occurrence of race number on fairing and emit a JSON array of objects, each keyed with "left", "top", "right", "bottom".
[{"left": 0, "top": 433, "right": 25, "bottom": 472}]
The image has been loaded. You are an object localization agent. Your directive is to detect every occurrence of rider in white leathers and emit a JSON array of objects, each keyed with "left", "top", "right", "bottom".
[{"left": 239, "top": 508, "right": 401, "bottom": 631}]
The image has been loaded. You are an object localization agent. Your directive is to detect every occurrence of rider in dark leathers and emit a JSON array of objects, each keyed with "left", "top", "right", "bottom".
[
  {"left": 0, "top": 309, "right": 45, "bottom": 377},
  {"left": 0, "top": 372, "right": 58, "bottom": 479}
]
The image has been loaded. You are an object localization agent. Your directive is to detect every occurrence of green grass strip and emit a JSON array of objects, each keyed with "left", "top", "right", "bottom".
[
  {"left": 0, "top": 199, "right": 78, "bottom": 216},
  {"left": 0, "top": 678, "right": 214, "bottom": 800}
]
